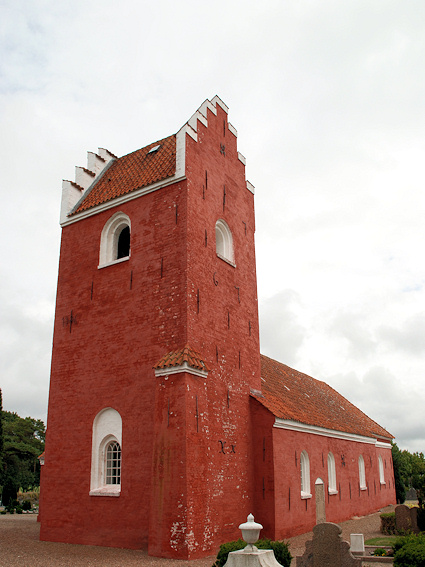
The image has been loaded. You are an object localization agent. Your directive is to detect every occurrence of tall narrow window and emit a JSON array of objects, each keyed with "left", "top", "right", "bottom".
[
  {"left": 327, "top": 452, "right": 337, "bottom": 494},
  {"left": 99, "top": 212, "right": 131, "bottom": 267},
  {"left": 106, "top": 441, "right": 121, "bottom": 485},
  {"left": 215, "top": 219, "right": 234, "bottom": 264},
  {"left": 300, "top": 450, "right": 311, "bottom": 498},
  {"left": 359, "top": 455, "right": 366, "bottom": 490},
  {"left": 90, "top": 408, "right": 122, "bottom": 496},
  {"left": 378, "top": 455, "right": 385, "bottom": 485}
]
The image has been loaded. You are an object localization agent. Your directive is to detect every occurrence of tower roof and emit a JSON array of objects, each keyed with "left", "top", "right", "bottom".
[
  {"left": 254, "top": 354, "right": 393, "bottom": 441},
  {"left": 71, "top": 134, "right": 176, "bottom": 216}
]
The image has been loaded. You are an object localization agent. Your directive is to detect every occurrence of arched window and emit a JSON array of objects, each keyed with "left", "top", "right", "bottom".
[
  {"left": 215, "top": 219, "right": 234, "bottom": 264},
  {"left": 90, "top": 408, "right": 122, "bottom": 496},
  {"left": 327, "top": 452, "right": 337, "bottom": 494},
  {"left": 105, "top": 441, "right": 121, "bottom": 485},
  {"left": 300, "top": 450, "right": 311, "bottom": 498},
  {"left": 99, "top": 212, "right": 131, "bottom": 267},
  {"left": 358, "top": 455, "right": 366, "bottom": 490},
  {"left": 378, "top": 455, "right": 385, "bottom": 485}
]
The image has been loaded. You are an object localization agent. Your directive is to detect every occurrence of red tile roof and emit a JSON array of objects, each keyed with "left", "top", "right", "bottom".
[
  {"left": 71, "top": 135, "right": 176, "bottom": 215},
  {"left": 154, "top": 345, "right": 211, "bottom": 373},
  {"left": 255, "top": 354, "right": 393, "bottom": 440}
]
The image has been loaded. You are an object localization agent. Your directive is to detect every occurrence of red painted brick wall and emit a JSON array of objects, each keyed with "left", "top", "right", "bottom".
[
  {"left": 251, "top": 399, "right": 396, "bottom": 540},
  {"left": 41, "top": 104, "right": 262, "bottom": 557}
]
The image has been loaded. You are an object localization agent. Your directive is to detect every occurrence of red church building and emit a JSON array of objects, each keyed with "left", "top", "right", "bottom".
[{"left": 40, "top": 96, "right": 395, "bottom": 559}]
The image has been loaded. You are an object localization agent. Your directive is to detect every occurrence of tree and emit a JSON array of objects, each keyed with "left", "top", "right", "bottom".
[
  {"left": 392, "top": 442, "right": 408, "bottom": 504},
  {"left": 1, "top": 411, "right": 45, "bottom": 492},
  {"left": 0, "top": 389, "right": 3, "bottom": 472}
]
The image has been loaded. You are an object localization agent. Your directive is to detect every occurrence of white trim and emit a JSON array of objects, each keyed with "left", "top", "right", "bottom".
[
  {"left": 301, "top": 492, "right": 312, "bottom": 500},
  {"left": 273, "top": 418, "right": 391, "bottom": 446},
  {"left": 228, "top": 122, "right": 238, "bottom": 137},
  {"left": 217, "top": 253, "right": 236, "bottom": 268},
  {"left": 61, "top": 174, "right": 186, "bottom": 227},
  {"left": 246, "top": 181, "right": 255, "bottom": 194},
  {"left": 375, "top": 440, "right": 392, "bottom": 449},
  {"left": 238, "top": 152, "right": 246, "bottom": 165},
  {"left": 98, "top": 256, "right": 130, "bottom": 270},
  {"left": 154, "top": 362, "right": 208, "bottom": 379},
  {"left": 211, "top": 95, "right": 229, "bottom": 113},
  {"left": 89, "top": 486, "right": 120, "bottom": 497}
]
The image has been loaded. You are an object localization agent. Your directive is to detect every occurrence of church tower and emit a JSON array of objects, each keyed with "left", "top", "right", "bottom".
[{"left": 41, "top": 97, "right": 261, "bottom": 558}]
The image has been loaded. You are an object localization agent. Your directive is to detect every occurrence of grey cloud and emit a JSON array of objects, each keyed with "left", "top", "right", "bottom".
[
  {"left": 329, "top": 366, "right": 425, "bottom": 453},
  {"left": 259, "top": 289, "right": 306, "bottom": 367},
  {"left": 329, "top": 311, "right": 377, "bottom": 360},
  {"left": 378, "top": 314, "right": 425, "bottom": 355}
]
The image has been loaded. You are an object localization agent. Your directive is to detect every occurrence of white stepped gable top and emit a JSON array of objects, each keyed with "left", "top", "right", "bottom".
[
  {"left": 185, "top": 96, "right": 238, "bottom": 140},
  {"left": 60, "top": 148, "right": 116, "bottom": 224}
]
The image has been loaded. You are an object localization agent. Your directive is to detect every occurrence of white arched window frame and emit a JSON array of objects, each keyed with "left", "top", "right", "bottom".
[
  {"left": 378, "top": 455, "right": 385, "bottom": 485},
  {"left": 215, "top": 219, "right": 235, "bottom": 265},
  {"left": 99, "top": 212, "right": 131, "bottom": 268},
  {"left": 90, "top": 408, "right": 122, "bottom": 496},
  {"left": 300, "top": 450, "right": 312, "bottom": 498},
  {"left": 327, "top": 452, "right": 337, "bottom": 494},
  {"left": 358, "top": 455, "right": 367, "bottom": 490}
]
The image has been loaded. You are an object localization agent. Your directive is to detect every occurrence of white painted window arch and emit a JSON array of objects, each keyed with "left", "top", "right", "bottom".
[
  {"left": 90, "top": 407, "right": 122, "bottom": 496},
  {"left": 327, "top": 452, "right": 337, "bottom": 494},
  {"left": 359, "top": 455, "right": 367, "bottom": 490},
  {"left": 215, "top": 219, "right": 234, "bottom": 265},
  {"left": 378, "top": 455, "right": 385, "bottom": 485},
  {"left": 300, "top": 450, "right": 311, "bottom": 498},
  {"left": 99, "top": 212, "right": 131, "bottom": 267}
]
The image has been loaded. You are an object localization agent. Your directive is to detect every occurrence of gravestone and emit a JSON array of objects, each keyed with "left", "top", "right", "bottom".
[
  {"left": 395, "top": 505, "right": 411, "bottom": 532},
  {"left": 395, "top": 504, "right": 419, "bottom": 534},
  {"left": 350, "top": 534, "right": 365, "bottom": 554},
  {"left": 315, "top": 478, "right": 326, "bottom": 524},
  {"left": 406, "top": 487, "right": 417, "bottom": 501},
  {"left": 296, "top": 523, "right": 361, "bottom": 567}
]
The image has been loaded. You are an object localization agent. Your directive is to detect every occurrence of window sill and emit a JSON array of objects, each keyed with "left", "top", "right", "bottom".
[
  {"left": 98, "top": 256, "right": 130, "bottom": 270},
  {"left": 328, "top": 489, "right": 338, "bottom": 495},
  {"left": 380, "top": 481, "right": 386, "bottom": 486},
  {"left": 301, "top": 492, "right": 312, "bottom": 499},
  {"left": 89, "top": 486, "right": 121, "bottom": 497},
  {"left": 360, "top": 486, "right": 367, "bottom": 491},
  {"left": 216, "top": 253, "right": 236, "bottom": 268}
]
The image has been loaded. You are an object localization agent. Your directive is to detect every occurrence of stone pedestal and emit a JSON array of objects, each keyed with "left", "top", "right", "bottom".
[{"left": 224, "top": 548, "right": 283, "bottom": 567}]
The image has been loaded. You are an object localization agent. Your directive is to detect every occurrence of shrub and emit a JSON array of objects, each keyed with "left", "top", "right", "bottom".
[
  {"left": 21, "top": 500, "right": 31, "bottom": 511},
  {"left": 373, "top": 548, "right": 388, "bottom": 557},
  {"left": 213, "top": 538, "right": 292, "bottom": 567},
  {"left": 2, "top": 479, "right": 19, "bottom": 508},
  {"left": 15, "top": 505, "right": 23, "bottom": 514},
  {"left": 393, "top": 534, "right": 425, "bottom": 567},
  {"left": 394, "top": 542, "right": 425, "bottom": 567},
  {"left": 381, "top": 512, "right": 396, "bottom": 534}
]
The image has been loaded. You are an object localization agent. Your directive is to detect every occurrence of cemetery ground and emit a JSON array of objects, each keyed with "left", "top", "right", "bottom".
[{"left": 0, "top": 507, "right": 395, "bottom": 567}]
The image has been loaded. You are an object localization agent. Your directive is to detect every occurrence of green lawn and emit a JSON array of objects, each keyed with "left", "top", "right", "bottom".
[{"left": 365, "top": 536, "right": 398, "bottom": 546}]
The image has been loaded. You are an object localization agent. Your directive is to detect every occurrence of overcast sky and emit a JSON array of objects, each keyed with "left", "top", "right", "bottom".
[{"left": 2, "top": 0, "right": 425, "bottom": 453}]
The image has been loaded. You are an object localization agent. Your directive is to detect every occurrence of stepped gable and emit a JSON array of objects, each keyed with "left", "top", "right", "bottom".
[
  {"left": 71, "top": 134, "right": 176, "bottom": 215},
  {"left": 154, "top": 345, "right": 210, "bottom": 373},
  {"left": 255, "top": 354, "right": 393, "bottom": 440}
]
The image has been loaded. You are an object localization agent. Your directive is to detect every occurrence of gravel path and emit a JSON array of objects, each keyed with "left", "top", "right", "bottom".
[{"left": 1, "top": 507, "right": 395, "bottom": 567}]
